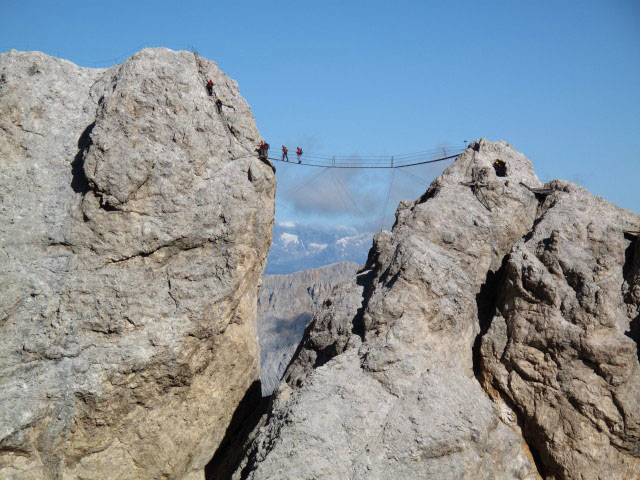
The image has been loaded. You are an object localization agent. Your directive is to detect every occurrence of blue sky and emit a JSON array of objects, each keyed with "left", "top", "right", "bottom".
[{"left": 2, "top": 0, "right": 638, "bottom": 232}]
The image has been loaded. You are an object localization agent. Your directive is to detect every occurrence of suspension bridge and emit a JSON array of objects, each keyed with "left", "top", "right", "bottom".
[
  {"left": 254, "top": 143, "right": 469, "bottom": 233},
  {"left": 263, "top": 144, "right": 467, "bottom": 169}
]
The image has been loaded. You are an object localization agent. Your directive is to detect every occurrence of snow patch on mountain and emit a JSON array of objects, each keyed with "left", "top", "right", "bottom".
[
  {"left": 280, "top": 232, "right": 300, "bottom": 247},
  {"left": 336, "top": 233, "right": 371, "bottom": 248}
]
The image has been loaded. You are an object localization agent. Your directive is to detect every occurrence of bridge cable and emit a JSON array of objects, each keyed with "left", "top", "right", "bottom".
[
  {"left": 331, "top": 170, "right": 376, "bottom": 233},
  {"left": 396, "top": 167, "right": 428, "bottom": 186},
  {"left": 328, "top": 170, "right": 361, "bottom": 234},
  {"left": 267, "top": 152, "right": 461, "bottom": 169},
  {"left": 279, "top": 167, "right": 331, "bottom": 201},
  {"left": 290, "top": 145, "right": 465, "bottom": 161},
  {"left": 380, "top": 169, "right": 396, "bottom": 231}
]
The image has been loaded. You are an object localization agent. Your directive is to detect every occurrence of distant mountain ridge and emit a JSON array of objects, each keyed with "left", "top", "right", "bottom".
[
  {"left": 258, "top": 262, "right": 360, "bottom": 395},
  {"left": 265, "top": 223, "right": 372, "bottom": 274}
]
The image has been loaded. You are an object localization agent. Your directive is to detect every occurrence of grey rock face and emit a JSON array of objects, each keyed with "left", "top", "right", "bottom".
[
  {"left": 281, "top": 269, "right": 369, "bottom": 389},
  {"left": 237, "top": 139, "right": 640, "bottom": 479},
  {"left": 479, "top": 181, "right": 640, "bottom": 479},
  {"left": 258, "top": 262, "right": 360, "bottom": 395},
  {"left": 0, "top": 48, "right": 275, "bottom": 479},
  {"left": 235, "top": 140, "right": 544, "bottom": 479}
]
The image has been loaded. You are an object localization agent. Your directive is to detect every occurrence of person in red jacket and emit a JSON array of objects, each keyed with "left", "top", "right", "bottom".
[
  {"left": 206, "top": 79, "right": 213, "bottom": 96},
  {"left": 281, "top": 145, "right": 289, "bottom": 162},
  {"left": 255, "top": 141, "right": 270, "bottom": 161},
  {"left": 296, "top": 147, "right": 303, "bottom": 164},
  {"left": 256, "top": 141, "right": 265, "bottom": 160}
]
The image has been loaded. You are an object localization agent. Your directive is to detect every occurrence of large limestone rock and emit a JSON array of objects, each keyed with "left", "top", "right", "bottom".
[
  {"left": 258, "top": 262, "right": 359, "bottom": 395},
  {"left": 236, "top": 140, "right": 640, "bottom": 479},
  {"left": 479, "top": 181, "right": 640, "bottom": 478},
  {"left": 0, "top": 48, "right": 275, "bottom": 479},
  {"left": 235, "top": 140, "right": 544, "bottom": 479}
]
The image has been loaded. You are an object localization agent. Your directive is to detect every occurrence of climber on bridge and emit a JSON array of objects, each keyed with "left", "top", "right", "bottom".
[
  {"left": 256, "top": 142, "right": 270, "bottom": 161},
  {"left": 256, "top": 141, "right": 265, "bottom": 160},
  {"left": 206, "top": 79, "right": 213, "bottom": 96},
  {"left": 215, "top": 96, "right": 223, "bottom": 114},
  {"left": 296, "top": 147, "right": 303, "bottom": 164},
  {"left": 281, "top": 145, "right": 289, "bottom": 162}
]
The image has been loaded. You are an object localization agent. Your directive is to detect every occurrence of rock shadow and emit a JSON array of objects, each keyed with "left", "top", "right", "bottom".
[
  {"left": 623, "top": 232, "right": 638, "bottom": 282},
  {"left": 622, "top": 232, "right": 639, "bottom": 362},
  {"left": 351, "top": 268, "right": 376, "bottom": 339},
  {"left": 625, "top": 315, "right": 640, "bottom": 363},
  {"left": 71, "top": 122, "right": 95, "bottom": 194},
  {"left": 204, "top": 380, "right": 270, "bottom": 480},
  {"left": 471, "top": 256, "right": 549, "bottom": 477},
  {"left": 472, "top": 258, "right": 507, "bottom": 379}
]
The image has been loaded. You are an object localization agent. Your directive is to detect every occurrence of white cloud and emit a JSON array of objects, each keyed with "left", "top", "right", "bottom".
[
  {"left": 335, "top": 224, "right": 358, "bottom": 234},
  {"left": 278, "top": 221, "right": 297, "bottom": 228},
  {"left": 280, "top": 232, "right": 300, "bottom": 247}
]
